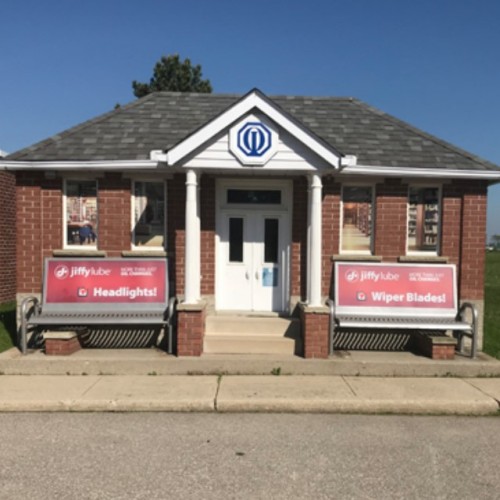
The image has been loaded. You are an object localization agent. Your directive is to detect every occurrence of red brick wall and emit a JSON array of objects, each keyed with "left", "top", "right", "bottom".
[
  {"left": 200, "top": 175, "right": 215, "bottom": 295},
  {"left": 41, "top": 177, "right": 64, "bottom": 261},
  {"left": 13, "top": 171, "right": 487, "bottom": 307},
  {"left": 291, "top": 177, "right": 308, "bottom": 300},
  {"left": 97, "top": 173, "right": 131, "bottom": 256},
  {"left": 321, "top": 178, "right": 341, "bottom": 296},
  {"left": 16, "top": 172, "right": 45, "bottom": 293},
  {"left": 459, "top": 182, "right": 487, "bottom": 300},
  {"left": 168, "top": 174, "right": 185, "bottom": 297},
  {"left": 374, "top": 179, "right": 407, "bottom": 261},
  {"left": 322, "top": 178, "right": 340, "bottom": 296},
  {"left": 0, "top": 171, "right": 16, "bottom": 302},
  {"left": 441, "top": 180, "right": 487, "bottom": 300},
  {"left": 440, "top": 183, "right": 462, "bottom": 266}
]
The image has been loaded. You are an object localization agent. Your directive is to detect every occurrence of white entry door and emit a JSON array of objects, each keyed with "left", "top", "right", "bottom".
[{"left": 217, "top": 211, "right": 289, "bottom": 312}]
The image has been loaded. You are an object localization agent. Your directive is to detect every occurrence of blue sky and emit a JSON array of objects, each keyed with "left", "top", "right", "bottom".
[{"left": 1, "top": 0, "right": 499, "bottom": 238}]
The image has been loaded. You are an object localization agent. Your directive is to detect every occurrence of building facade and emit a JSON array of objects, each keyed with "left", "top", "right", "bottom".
[{"left": 2, "top": 89, "right": 499, "bottom": 357}]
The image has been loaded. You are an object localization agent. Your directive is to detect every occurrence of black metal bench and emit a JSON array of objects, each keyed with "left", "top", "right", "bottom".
[
  {"left": 328, "top": 262, "right": 478, "bottom": 358},
  {"left": 20, "top": 257, "right": 176, "bottom": 354}
]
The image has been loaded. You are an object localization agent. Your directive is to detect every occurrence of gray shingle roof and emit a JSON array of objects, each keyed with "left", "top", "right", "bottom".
[{"left": 7, "top": 91, "right": 499, "bottom": 171}]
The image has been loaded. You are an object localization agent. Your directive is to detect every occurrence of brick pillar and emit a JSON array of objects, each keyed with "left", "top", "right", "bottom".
[
  {"left": 442, "top": 180, "right": 487, "bottom": 350},
  {"left": 460, "top": 182, "right": 487, "bottom": 301},
  {"left": 0, "top": 171, "right": 16, "bottom": 303},
  {"left": 291, "top": 177, "right": 308, "bottom": 303},
  {"left": 300, "top": 304, "right": 330, "bottom": 359},
  {"left": 441, "top": 183, "right": 462, "bottom": 267},
  {"left": 200, "top": 175, "right": 215, "bottom": 296},
  {"left": 176, "top": 303, "right": 206, "bottom": 356},
  {"left": 322, "top": 178, "right": 340, "bottom": 298},
  {"left": 169, "top": 174, "right": 186, "bottom": 297},
  {"left": 97, "top": 173, "right": 131, "bottom": 256},
  {"left": 374, "top": 179, "right": 407, "bottom": 260}
]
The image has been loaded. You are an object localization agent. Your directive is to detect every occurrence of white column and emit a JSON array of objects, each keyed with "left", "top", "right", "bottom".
[
  {"left": 309, "top": 173, "right": 323, "bottom": 307},
  {"left": 184, "top": 169, "right": 200, "bottom": 304},
  {"left": 306, "top": 178, "right": 312, "bottom": 303}
]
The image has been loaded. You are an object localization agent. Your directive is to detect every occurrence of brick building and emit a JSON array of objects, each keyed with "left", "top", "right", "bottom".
[{"left": 1, "top": 89, "right": 499, "bottom": 357}]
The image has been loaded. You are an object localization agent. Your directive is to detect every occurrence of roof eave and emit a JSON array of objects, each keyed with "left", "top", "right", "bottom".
[
  {"left": 0, "top": 160, "right": 161, "bottom": 171},
  {"left": 340, "top": 164, "right": 500, "bottom": 183}
]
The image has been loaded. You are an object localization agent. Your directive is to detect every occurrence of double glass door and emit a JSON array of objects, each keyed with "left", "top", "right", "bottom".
[{"left": 217, "top": 211, "right": 287, "bottom": 311}]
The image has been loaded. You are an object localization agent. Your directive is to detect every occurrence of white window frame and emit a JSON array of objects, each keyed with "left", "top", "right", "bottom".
[
  {"left": 406, "top": 184, "right": 442, "bottom": 256},
  {"left": 63, "top": 178, "right": 98, "bottom": 250},
  {"left": 339, "top": 184, "right": 375, "bottom": 255},
  {"left": 131, "top": 179, "right": 167, "bottom": 251}
]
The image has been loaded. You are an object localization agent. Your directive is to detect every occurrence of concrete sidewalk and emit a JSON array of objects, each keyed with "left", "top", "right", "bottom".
[{"left": 0, "top": 374, "right": 499, "bottom": 415}]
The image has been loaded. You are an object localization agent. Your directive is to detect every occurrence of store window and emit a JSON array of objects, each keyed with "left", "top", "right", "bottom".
[
  {"left": 65, "top": 180, "right": 98, "bottom": 247},
  {"left": 341, "top": 186, "right": 373, "bottom": 253},
  {"left": 407, "top": 187, "right": 440, "bottom": 253},
  {"left": 132, "top": 181, "right": 165, "bottom": 249}
]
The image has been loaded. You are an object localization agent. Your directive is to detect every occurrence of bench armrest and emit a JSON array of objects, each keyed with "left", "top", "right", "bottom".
[
  {"left": 326, "top": 298, "right": 336, "bottom": 356},
  {"left": 20, "top": 296, "right": 40, "bottom": 355},
  {"left": 166, "top": 296, "right": 178, "bottom": 355},
  {"left": 457, "top": 302, "right": 478, "bottom": 359}
]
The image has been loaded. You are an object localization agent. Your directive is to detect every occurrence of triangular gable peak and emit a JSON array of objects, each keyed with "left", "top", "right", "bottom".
[{"left": 164, "top": 89, "right": 343, "bottom": 171}]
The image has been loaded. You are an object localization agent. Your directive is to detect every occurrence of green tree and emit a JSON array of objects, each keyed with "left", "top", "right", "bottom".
[
  {"left": 491, "top": 234, "right": 500, "bottom": 249},
  {"left": 132, "top": 54, "right": 212, "bottom": 98}
]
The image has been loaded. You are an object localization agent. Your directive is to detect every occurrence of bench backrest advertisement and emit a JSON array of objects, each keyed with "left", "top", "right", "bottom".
[
  {"left": 43, "top": 258, "right": 168, "bottom": 311},
  {"left": 334, "top": 262, "right": 458, "bottom": 318}
]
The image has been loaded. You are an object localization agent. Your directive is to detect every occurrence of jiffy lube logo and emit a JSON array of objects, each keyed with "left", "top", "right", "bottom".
[
  {"left": 54, "top": 265, "right": 70, "bottom": 280},
  {"left": 345, "top": 269, "right": 359, "bottom": 283},
  {"left": 229, "top": 115, "right": 278, "bottom": 165},
  {"left": 54, "top": 264, "right": 112, "bottom": 279},
  {"left": 346, "top": 268, "right": 400, "bottom": 283}
]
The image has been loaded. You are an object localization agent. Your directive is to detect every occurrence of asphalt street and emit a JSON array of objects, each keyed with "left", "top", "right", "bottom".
[{"left": 1, "top": 413, "right": 499, "bottom": 499}]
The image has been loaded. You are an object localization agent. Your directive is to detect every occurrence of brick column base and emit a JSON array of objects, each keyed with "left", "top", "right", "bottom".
[
  {"left": 44, "top": 331, "right": 82, "bottom": 356},
  {"left": 299, "top": 304, "right": 330, "bottom": 359},
  {"left": 412, "top": 332, "right": 457, "bottom": 360},
  {"left": 176, "top": 302, "right": 206, "bottom": 357}
]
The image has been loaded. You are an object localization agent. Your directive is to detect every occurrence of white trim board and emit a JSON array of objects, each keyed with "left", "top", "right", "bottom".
[{"left": 341, "top": 164, "right": 500, "bottom": 181}]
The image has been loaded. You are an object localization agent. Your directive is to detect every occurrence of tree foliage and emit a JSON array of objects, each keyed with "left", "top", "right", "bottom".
[{"left": 132, "top": 54, "right": 212, "bottom": 98}]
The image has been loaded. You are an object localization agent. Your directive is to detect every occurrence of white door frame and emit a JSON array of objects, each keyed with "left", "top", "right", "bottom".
[{"left": 215, "top": 178, "right": 292, "bottom": 313}]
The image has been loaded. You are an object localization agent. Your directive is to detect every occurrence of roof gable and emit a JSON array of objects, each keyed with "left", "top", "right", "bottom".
[{"left": 165, "top": 89, "right": 342, "bottom": 168}]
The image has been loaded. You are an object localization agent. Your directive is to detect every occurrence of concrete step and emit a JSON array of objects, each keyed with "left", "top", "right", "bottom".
[
  {"left": 204, "top": 335, "right": 297, "bottom": 355},
  {"left": 205, "top": 315, "right": 300, "bottom": 337},
  {"left": 204, "top": 315, "right": 301, "bottom": 355}
]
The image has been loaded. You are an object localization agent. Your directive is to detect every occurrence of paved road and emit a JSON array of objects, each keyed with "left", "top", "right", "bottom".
[{"left": 1, "top": 413, "right": 499, "bottom": 499}]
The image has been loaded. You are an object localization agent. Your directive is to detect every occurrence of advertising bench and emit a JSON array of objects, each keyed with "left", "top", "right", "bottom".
[
  {"left": 328, "top": 262, "right": 478, "bottom": 359},
  {"left": 20, "top": 258, "right": 176, "bottom": 355}
]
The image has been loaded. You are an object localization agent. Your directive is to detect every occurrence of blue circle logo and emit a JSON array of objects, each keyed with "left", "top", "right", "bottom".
[{"left": 237, "top": 122, "right": 272, "bottom": 157}]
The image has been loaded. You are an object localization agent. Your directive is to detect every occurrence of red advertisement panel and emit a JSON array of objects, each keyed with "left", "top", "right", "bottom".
[
  {"left": 45, "top": 259, "right": 167, "bottom": 304},
  {"left": 336, "top": 263, "right": 455, "bottom": 310}
]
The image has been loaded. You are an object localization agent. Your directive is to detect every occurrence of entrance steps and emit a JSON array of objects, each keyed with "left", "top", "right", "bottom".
[{"left": 204, "top": 315, "right": 301, "bottom": 355}]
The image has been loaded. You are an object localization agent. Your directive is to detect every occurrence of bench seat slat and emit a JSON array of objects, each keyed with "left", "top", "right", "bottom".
[
  {"left": 336, "top": 315, "right": 472, "bottom": 331},
  {"left": 29, "top": 312, "right": 167, "bottom": 326}
]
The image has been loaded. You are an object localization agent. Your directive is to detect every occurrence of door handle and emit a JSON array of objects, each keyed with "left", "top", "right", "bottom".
[
  {"left": 255, "top": 271, "right": 259, "bottom": 280},
  {"left": 245, "top": 271, "right": 249, "bottom": 280}
]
